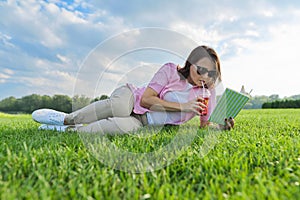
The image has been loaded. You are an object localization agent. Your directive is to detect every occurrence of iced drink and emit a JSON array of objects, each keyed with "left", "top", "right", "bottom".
[
  {"left": 199, "top": 84, "right": 210, "bottom": 117},
  {"left": 200, "top": 82, "right": 210, "bottom": 116},
  {"left": 200, "top": 97, "right": 209, "bottom": 116}
]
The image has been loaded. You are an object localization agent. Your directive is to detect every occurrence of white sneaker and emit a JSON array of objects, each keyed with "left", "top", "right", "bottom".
[
  {"left": 32, "top": 109, "right": 66, "bottom": 125},
  {"left": 38, "top": 124, "right": 83, "bottom": 132},
  {"left": 38, "top": 124, "right": 70, "bottom": 132}
]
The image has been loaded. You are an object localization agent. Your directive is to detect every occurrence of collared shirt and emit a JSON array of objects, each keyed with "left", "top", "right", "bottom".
[{"left": 127, "top": 62, "right": 216, "bottom": 125}]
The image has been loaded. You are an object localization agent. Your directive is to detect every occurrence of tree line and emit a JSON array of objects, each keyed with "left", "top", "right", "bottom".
[
  {"left": 1, "top": 93, "right": 299, "bottom": 114},
  {"left": 0, "top": 94, "right": 109, "bottom": 114},
  {"left": 244, "top": 94, "right": 300, "bottom": 109},
  {"left": 262, "top": 99, "right": 300, "bottom": 109}
]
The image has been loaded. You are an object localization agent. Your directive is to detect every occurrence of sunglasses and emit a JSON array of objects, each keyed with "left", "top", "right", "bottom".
[{"left": 195, "top": 65, "right": 217, "bottom": 79}]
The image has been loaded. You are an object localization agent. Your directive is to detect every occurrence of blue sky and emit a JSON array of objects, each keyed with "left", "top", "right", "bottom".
[{"left": 1, "top": 0, "right": 300, "bottom": 100}]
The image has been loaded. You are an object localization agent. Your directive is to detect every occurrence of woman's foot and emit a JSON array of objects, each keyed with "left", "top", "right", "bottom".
[
  {"left": 32, "top": 109, "right": 67, "bottom": 125},
  {"left": 38, "top": 124, "right": 82, "bottom": 132},
  {"left": 38, "top": 124, "right": 72, "bottom": 132}
]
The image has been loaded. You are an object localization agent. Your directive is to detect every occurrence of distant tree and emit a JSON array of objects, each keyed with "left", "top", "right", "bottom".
[
  {"left": 41, "top": 95, "right": 52, "bottom": 108},
  {"left": 100, "top": 95, "right": 109, "bottom": 100},
  {"left": 0, "top": 96, "right": 18, "bottom": 112},
  {"left": 262, "top": 102, "right": 271, "bottom": 109},
  {"left": 244, "top": 95, "right": 269, "bottom": 109},
  {"left": 18, "top": 94, "right": 44, "bottom": 113},
  {"left": 262, "top": 99, "right": 300, "bottom": 109},
  {"left": 51, "top": 95, "right": 72, "bottom": 113},
  {"left": 72, "top": 95, "right": 91, "bottom": 111},
  {"left": 289, "top": 95, "right": 300, "bottom": 100},
  {"left": 91, "top": 95, "right": 109, "bottom": 103},
  {"left": 269, "top": 94, "right": 279, "bottom": 102},
  {"left": 0, "top": 94, "right": 84, "bottom": 113}
]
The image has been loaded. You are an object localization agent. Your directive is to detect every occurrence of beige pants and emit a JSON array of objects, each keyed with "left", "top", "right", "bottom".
[{"left": 65, "top": 85, "right": 144, "bottom": 134}]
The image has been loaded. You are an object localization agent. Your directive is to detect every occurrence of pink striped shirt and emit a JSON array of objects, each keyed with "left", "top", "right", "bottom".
[{"left": 127, "top": 62, "right": 216, "bottom": 124}]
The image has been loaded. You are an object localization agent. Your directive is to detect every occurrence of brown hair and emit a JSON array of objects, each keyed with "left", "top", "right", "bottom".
[{"left": 178, "top": 45, "right": 221, "bottom": 82}]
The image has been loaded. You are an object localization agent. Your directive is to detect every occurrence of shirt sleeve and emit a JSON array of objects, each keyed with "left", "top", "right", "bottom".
[{"left": 147, "top": 63, "right": 173, "bottom": 94}]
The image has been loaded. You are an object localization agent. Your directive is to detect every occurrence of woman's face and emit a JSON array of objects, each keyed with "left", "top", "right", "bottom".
[{"left": 188, "top": 57, "right": 217, "bottom": 89}]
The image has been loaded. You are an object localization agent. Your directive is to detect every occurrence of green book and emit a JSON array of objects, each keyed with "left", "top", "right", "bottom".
[{"left": 208, "top": 88, "right": 250, "bottom": 125}]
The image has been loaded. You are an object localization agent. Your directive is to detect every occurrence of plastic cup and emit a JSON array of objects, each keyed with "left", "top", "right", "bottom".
[
  {"left": 199, "top": 87, "right": 210, "bottom": 116},
  {"left": 200, "top": 97, "right": 209, "bottom": 116}
]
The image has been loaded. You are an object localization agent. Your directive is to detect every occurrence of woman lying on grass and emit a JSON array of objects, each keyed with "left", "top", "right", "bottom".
[{"left": 32, "top": 46, "right": 234, "bottom": 133}]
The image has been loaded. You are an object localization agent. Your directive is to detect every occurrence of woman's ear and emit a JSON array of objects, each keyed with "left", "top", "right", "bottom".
[{"left": 177, "top": 65, "right": 181, "bottom": 70}]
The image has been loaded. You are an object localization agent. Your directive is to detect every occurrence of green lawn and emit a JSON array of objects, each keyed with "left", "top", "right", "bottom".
[{"left": 0, "top": 110, "right": 300, "bottom": 200}]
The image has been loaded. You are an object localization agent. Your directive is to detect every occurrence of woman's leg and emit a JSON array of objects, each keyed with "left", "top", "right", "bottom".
[
  {"left": 65, "top": 85, "right": 134, "bottom": 125},
  {"left": 77, "top": 116, "right": 143, "bottom": 134}
]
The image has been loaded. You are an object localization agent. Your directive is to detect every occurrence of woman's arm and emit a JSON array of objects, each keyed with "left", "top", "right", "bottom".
[{"left": 140, "top": 87, "right": 206, "bottom": 114}]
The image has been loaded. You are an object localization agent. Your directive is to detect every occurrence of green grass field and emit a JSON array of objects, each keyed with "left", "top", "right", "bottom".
[{"left": 0, "top": 109, "right": 300, "bottom": 200}]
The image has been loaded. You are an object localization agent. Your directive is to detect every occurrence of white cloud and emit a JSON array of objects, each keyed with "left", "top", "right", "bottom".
[
  {"left": 0, "top": 68, "right": 14, "bottom": 83},
  {"left": 45, "top": 3, "right": 87, "bottom": 24},
  {"left": 0, "top": 0, "right": 131, "bottom": 98},
  {"left": 0, "top": 73, "right": 10, "bottom": 79},
  {"left": 17, "top": 70, "right": 76, "bottom": 97},
  {"left": 3, "top": 68, "right": 14, "bottom": 75},
  {"left": 222, "top": 20, "right": 300, "bottom": 97},
  {"left": 0, "top": 71, "right": 11, "bottom": 84},
  {"left": 216, "top": 12, "right": 239, "bottom": 23},
  {"left": 245, "top": 30, "right": 260, "bottom": 37},
  {"left": 262, "top": 10, "right": 274, "bottom": 17},
  {"left": 170, "top": 22, "right": 225, "bottom": 45},
  {"left": 56, "top": 54, "right": 70, "bottom": 63},
  {"left": 1, "top": 0, "right": 300, "bottom": 99},
  {"left": 0, "top": 32, "right": 14, "bottom": 48}
]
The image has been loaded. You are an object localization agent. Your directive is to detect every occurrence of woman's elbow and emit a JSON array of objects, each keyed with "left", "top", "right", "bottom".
[{"left": 140, "top": 96, "right": 150, "bottom": 109}]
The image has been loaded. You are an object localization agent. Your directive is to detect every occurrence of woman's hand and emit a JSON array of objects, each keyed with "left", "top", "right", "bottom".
[
  {"left": 214, "top": 117, "right": 234, "bottom": 131},
  {"left": 202, "top": 117, "right": 235, "bottom": 130},
  {"left": 181, "top": 97, "right": 207, "bottom": 115},
  {"left": 219, "top": 117, "right": 235, "bottom": 130}
]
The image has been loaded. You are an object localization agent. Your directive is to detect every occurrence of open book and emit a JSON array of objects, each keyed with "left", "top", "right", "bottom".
[{"left": 208, "top": 88, "right": 250, "bottom": 125}]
